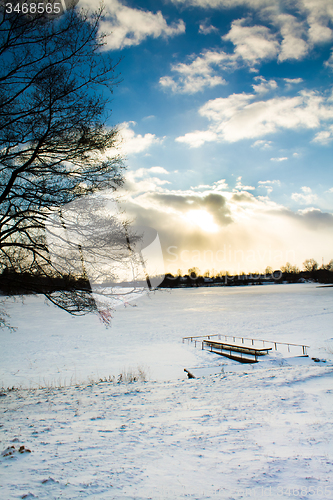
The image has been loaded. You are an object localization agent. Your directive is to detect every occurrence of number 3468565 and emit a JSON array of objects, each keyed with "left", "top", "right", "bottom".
[{"left": 5, "top": 3, "right": 62, "bottom": 14}]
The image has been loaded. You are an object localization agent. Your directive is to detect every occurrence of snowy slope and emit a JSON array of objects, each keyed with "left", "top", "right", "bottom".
[{"left": 0, "top": 363, "right": 332, "bottom": 499}]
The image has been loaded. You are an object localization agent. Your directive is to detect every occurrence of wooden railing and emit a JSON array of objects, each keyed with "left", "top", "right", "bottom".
[{"left": 182, "top": 334, "right": 309, "bottom": 356}]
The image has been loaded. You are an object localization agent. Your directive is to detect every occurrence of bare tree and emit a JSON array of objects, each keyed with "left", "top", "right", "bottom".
[
  {"left": 188, "top": 267, "right": 199, "bottom": 279},
  {"left": 0, "top": 5, "right": 137, "bottom": 325},
  {"left": 303, "top": 259, "right": 318, "bottom": 273},
  {"left": 327, "top": 259, "right": 333, "bottom": 272},
  {"left": 281, "top": 262, "right": 299, "bottom": 274}
]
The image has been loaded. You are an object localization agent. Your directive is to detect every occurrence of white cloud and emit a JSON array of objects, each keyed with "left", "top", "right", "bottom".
[
  {"left": 284, "top": 78, "right": 304, "bottom": 90},
  {"left": 270, "top": 157, "right": 288, "bottom": 162},
  {"left": 190, "top": 179, "right": 229, "bottom": 191},
  {"left": 284, "top": 78, "right": 304, "bottom": 85},
  {"left": 258, "top": 180, "right": 281, "bottom": 185},
  {"left": 81, "top": 0, "right": 185, "bottom": 50},
  {"left": 199, "top": 20, "right": 218, "bottom": 34},
  {"left": 274, "top": 14, "right": 309, "bottom": 62},
  {"left": 325, "top": 49, "right": 333, "bottom": 69},
  {"left": 212, "top": 179, "right": 229, "bottom": 190},
  {"left": 149, "top": 166, "right": 169, "bottom": 175},
  {"left": 169, "top": 0, "right": 272, "bottom": 7},
  {"left": 301, "top": 186, "right": 312, "bottom": 193},
  {"left": 191, "top": 184, "right": 212, "bottom": 189},
  {"left": 161, "top": 0, "right": 333, "bottom": 96},
  {"left": 307, "top": 22, "right": 333, "bottom": 44},
  {"left": 252, "top": 139, "right": 272, "bottom": 149},
  {"left": 160, "top": 73, "right": 225, "bottom": 94},
  {"left": 301, "top": 0, "right": 333, "bottom": 43},
  {"left": 124, "top": 167, "right": 171, "bottom": 195},
  {"left": 160, "top": 50, "right": 233, "bottom": 93},
  {"left": 200, "top": 92, "right": 253, "bottom": 122},
  {"left": 220, "top": 12, "right": 309, "bottom": 66},
  {"left": 252, "top": 76, "right": 277, "bottom": 94},
  {"left": 291, "top": 186, "right": 318, "bottom": 205},
  {"left": 312, "top": 130, "right": 332, "bottom": 144},
  {"left": 170, "top": 0, "right": 333, "bottom": 31},
  {"left": 119, "top": 122, "right": 162, "bottom": 155},
  {"left": 222, "top": 19, "right": 279, "bottom": 64},
  {"left": 128, "top": 166, "right": 169, "bottom": 179},
  {"left": 176, "top": 89, "right": 333, "bottom": 145},
  {"left": 312, "top": 125, "right": 333, "bottom": 144},
  {"left": 175, "top": 129, "right": 218, "bottom": 148},
  {"left": 235, "top": 176, "right": 255, "bottom": 191},
  {"left": 170, "top": 0, "right": 333, "bottom": 67},
  {"left": 258, "top": 179, "right": 281, "bottom": 194}
]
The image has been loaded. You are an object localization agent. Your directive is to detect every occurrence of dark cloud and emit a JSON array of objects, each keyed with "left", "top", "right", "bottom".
[
  {"left": 277, "top": 208, "right": 333, "bottom": 230},
  {"left": 149, "top": 193, "right": 195, "bottom": 210},
  {"left": 150, "top": 192, "right": 233, "bottom": 226},
  {"left": 202, "top": 193, "right": 233, "bottom": 225},
  {"left": 231, "top": 192, "right": 255, "bottom": 203}
]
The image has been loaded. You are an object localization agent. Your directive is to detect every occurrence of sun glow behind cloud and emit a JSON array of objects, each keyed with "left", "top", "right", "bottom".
[
  {"left": 117, "top": 168, "right": 333, "bottom": 275},
  {"left": 183, "top": 209, "right": 219, "bottom": 233}
]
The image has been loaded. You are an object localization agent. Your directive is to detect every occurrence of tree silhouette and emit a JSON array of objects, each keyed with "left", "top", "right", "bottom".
[
  {"left": 0, "top": 5, "right": 132, "bottom": 327},
  {"left": 303, "top": 259, "right": 318, "bottom": 272}
]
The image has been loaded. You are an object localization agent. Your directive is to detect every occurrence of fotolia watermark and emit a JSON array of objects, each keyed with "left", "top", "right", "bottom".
[
  {"left": 166, "top": 245, "right": 296, "bottom": 269},
  {"left": 2, "top": 0, "right": 80, "bottom": 18}
]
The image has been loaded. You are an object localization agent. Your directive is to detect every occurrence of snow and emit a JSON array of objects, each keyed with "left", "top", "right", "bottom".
[{"left": 0, "top": 283, "right": 333, "bottom": 499}]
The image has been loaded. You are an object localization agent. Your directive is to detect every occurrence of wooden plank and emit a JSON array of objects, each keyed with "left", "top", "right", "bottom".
[
  {"left": 203, "top": 340, "right": 272, "bottom": 356},
  {"left": 206, "top": 349, "right": 258, "bottom": 364},
  {"left": 183, "top": 335, "right": 309, "bottom": 351},
  {"left": 184, "top": 368, "right": 196, "bottom": 379}
]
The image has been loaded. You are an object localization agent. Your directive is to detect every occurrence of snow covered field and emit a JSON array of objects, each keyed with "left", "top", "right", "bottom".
[{"left": 1, "top": 283, "right": 333, "bottom": 499}]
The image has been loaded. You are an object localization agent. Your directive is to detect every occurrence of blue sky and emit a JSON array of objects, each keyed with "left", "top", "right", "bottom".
[{"left": 82, "top": 0, "right": 333, "bottom": 275}]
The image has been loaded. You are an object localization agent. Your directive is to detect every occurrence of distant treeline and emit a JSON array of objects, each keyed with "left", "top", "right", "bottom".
[
  {"left": 158, "top": 259, "right": 333, "bottom": 288},
  {"left": 1, "top": 258, "right": 332, "bottom": 294},
  {"left": 0, "top": 268, "right": 91, "bottom": 295}
]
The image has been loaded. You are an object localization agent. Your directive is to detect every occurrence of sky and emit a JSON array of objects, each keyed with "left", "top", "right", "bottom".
[{"left": 80, "top": 0, "right": 333, "bottom": 275}]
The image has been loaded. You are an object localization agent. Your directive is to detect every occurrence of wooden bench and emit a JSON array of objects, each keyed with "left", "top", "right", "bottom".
[
  {"left": 202, "top": 340, "right": 272, "bottom": 363},
  {"left": 203, "top": 340, "right": 272, "bottom": 355}
]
